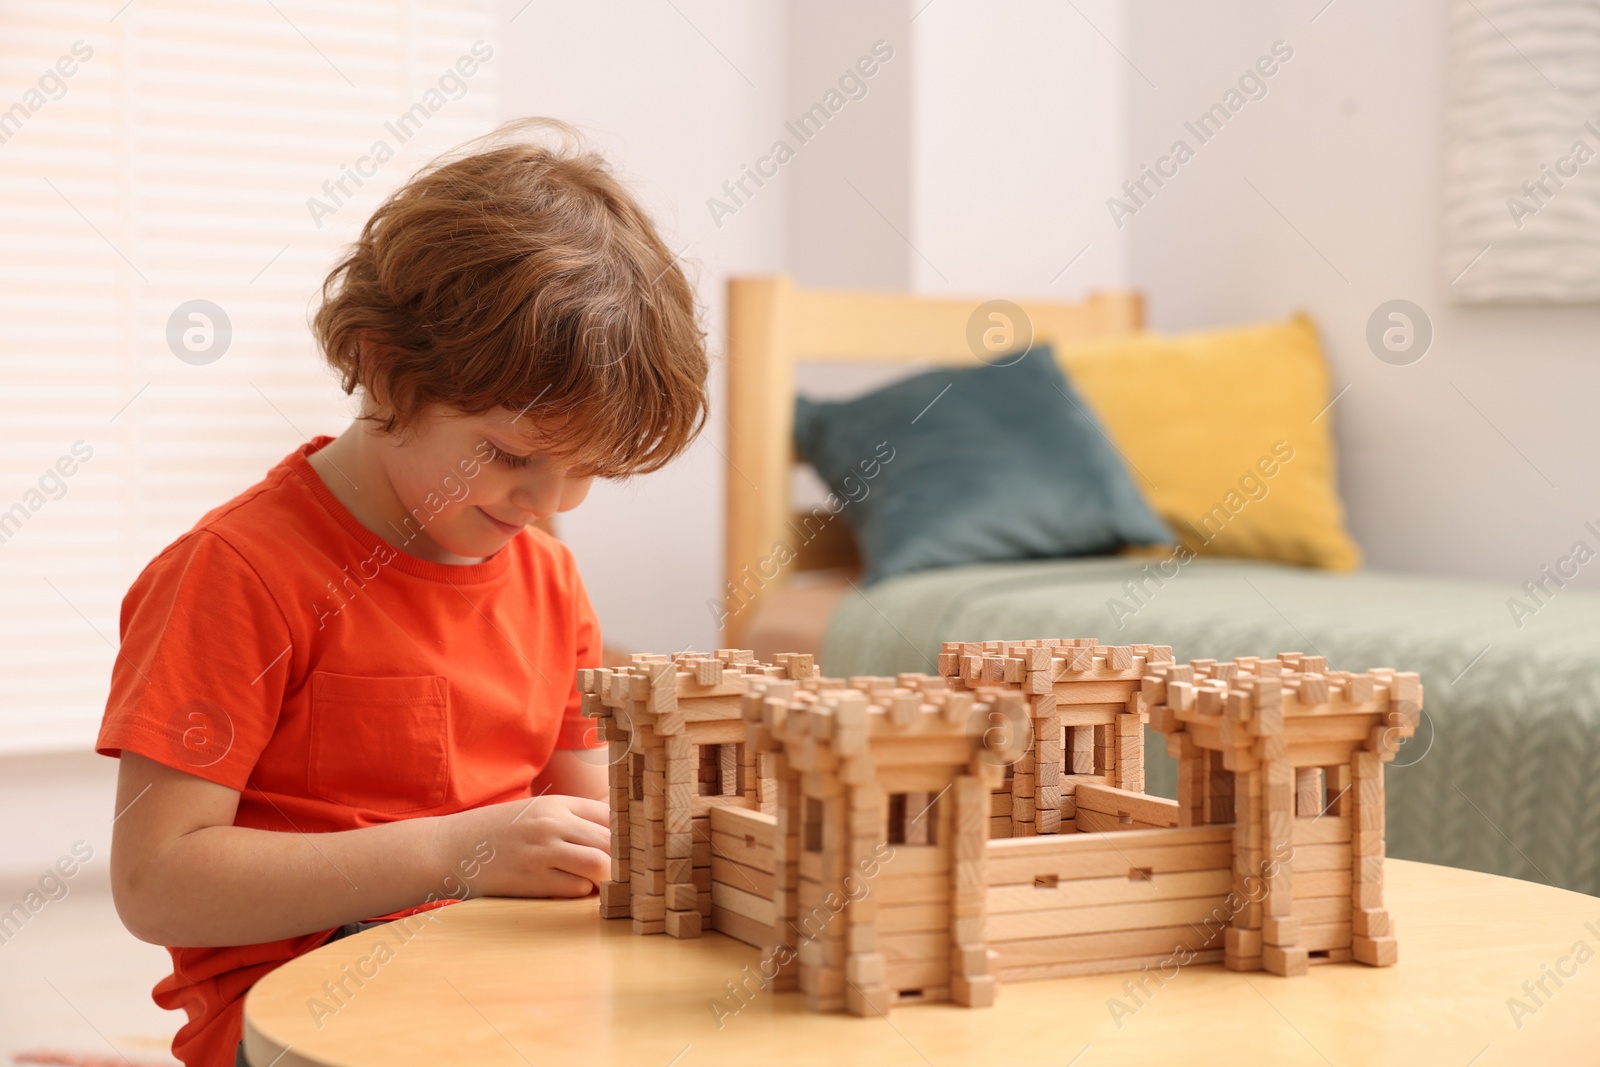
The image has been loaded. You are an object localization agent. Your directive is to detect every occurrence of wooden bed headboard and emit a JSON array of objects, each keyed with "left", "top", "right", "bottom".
[{"left": 721, "top": 275, "right": 1144, "bottom": 645}]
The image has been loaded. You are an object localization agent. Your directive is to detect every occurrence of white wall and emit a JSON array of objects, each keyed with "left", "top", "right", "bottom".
[
  {"left": 1122, "top": 0, "right": 1600, "bottom": 593},
  {"left": 0, "top": 753, "right": 116, "bottom": 886},
  {"left": 785, "top": 0, "right": 914, "bottom": 290},
  {"left": 909, "top": 0, "right": 1129, "bottom": 296}
]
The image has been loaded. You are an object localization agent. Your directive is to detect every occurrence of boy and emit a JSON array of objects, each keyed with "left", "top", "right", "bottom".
[{"left": 96, "top": 119, "right": 708, "bottom": 1067}]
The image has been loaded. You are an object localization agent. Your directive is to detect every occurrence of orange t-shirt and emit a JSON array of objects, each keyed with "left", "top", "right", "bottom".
[{"left": 95, "top": 436, "right": 603, "bottom": 1067}]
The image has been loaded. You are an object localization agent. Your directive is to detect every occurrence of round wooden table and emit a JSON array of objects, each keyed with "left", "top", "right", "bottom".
[{"left": 244, "top": 859, "right": 1595, "bottom": 1066}]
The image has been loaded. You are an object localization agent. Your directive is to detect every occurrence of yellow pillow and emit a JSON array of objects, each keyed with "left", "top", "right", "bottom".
[{"left": 1056, "top": 314, "right": 1361, "bottom": 571}]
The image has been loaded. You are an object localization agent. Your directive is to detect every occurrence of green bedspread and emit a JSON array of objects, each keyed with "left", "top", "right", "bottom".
[{"left": 821, "top": 556, "right": 1600, "bottom": 897}]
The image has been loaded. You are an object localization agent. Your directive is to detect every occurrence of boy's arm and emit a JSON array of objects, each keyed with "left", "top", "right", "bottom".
[
  {"left": 111, "top": 752, "right": 610, "bottom": 947},
  {"left": 531, "top": 748, "right": 608, "bottom": 801}
]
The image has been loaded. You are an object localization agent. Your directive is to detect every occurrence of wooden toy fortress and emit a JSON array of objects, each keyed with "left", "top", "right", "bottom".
[{"left": 578, "top": 638, "right": 1421, "bottom": 1016}]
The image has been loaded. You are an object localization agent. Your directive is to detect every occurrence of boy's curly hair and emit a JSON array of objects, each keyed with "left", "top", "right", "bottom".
[{"left": 313, "top": 118, "right": 707, "bottom": 477}]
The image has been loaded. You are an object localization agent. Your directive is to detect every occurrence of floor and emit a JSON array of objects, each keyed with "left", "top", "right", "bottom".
[{"left": 0, "top": 873, "right": 183, "bottom": 1066}]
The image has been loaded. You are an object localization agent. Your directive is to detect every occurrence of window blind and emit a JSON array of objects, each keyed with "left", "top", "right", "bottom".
[{"left": 0, "top": 0, "right": 500, "bottom": 751}]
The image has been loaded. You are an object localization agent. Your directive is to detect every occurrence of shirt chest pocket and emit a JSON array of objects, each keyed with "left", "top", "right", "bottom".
[{"left": 308, "top": 672, "right": 451, "bottom": 815}]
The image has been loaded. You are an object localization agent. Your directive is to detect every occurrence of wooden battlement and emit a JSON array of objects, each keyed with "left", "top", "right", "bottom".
[
  {"left": 580, "top": 639, "right": 1422, "bottom": 1014},
  {"left": 743, "top": 672, "right": 1031, "bottom": 764}
]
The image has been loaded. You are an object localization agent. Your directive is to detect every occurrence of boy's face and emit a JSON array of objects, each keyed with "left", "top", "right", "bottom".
[{"left": 376, "top": 406, "right": 595, "bottom": 560}]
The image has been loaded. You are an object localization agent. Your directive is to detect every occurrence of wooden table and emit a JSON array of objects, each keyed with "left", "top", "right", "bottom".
[{"left": 244, "top": 859, "right": 1597, "bottom": 1066}]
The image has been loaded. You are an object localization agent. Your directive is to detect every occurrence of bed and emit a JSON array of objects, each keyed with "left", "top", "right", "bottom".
[{"left": 721, "top": 276, "right": 1600, "bottom": 897}]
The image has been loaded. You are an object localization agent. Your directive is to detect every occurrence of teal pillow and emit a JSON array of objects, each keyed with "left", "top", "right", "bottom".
[{"left": 794, "top": 346, "right": 1171, "bottom": 584}]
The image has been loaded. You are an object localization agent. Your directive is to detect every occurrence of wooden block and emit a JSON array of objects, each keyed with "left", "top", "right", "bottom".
[
  {"left": 1289, "top": 896, "right": 1350, "bottom": 925},
  {"left": 1072, "top": 808, "right": 1130, "bottom": 834},
  {"left": 951, "top": 974, "right": 998, "bottom": 1007},
  {"left": 1262, "top": 943, "right": 1309, "bottom": 976},
  {"left": 1356, "top": 801, "right": 1386, "bottom": 830},
  {"left": 1352, "top": 828, "right": 1384, "bottom": 857},
  {"left": 1068, "top": 725, "right": 1095, "bottom": 774},
  {"left": 632, "top": 895, "right": 666, "bottom": 922},
  {"left": 878, "top": 901, "right": 950, "bottom": 935},
  {"left": 1352, "top": 907, "right": 1391, "bottom": 937},
  {"left": 665, "top": 883, "right": 698, "bottom": 911},
  {"left": 1037, "top": 763, "right": 1061, "bottom": 795},
  {"left": 1000, "top": 948, "right": 1225, "bottom": 983},
  {"left": 1298, "top": 674, "right": 1329, "bottom": 704},
  {"left": 1291, "top": 816, "right": 1350, "bottom": 846},
  {"left": 712, "top": 906, "right": 774, "bottom": 948},
  {"left": 845, "top": 920, "right": 877, "bottom": 952},
  {"left": 1300, "top": 921, "right": 1352, "bottom": 952},
  {"left": 599, "top": 880, "right": 630, "bottom": 908},
  {"left": 1294, "top": 768, "right": 1323, "bottom": 817},
  {"left": 663, "top": 732, "right": 691, "bottom": 761},
  {"left": 714, "top": 856, "right": 777, "bottom": 898},
  {"left": 1074, "top": 783, "right": 1180, "bottom": 828},
  {"left": 1265, "top": 871, "right": 1294, "bottom": 918},
  {"left": 951, "top": 915, "right": 982, "bottom": 944},
  {"left": 889, "top": 953, "right": 947, "bottom": 998},
  {"left": 632, "top": 918, "right": 666, "bottom": 935},
  {"left": 1283, "top": 843, "right": 1350, "bottom": 873},
  {"left": 1352, "top": 934, "right": 1398, "bottom": 966},
  {"left": 1225, "top": 926, "right": 1261, "bottom": 957},
  {"left": 1353, "top": 881, "right": 1384, "bottom": 908},
  {"left": 950, "top": 944, "right": 989, "bottom": 975},
  {"left": 639, "top": 816, "right": 666, "bottom": 850},
  {"left": 846, "top": 888, "right": 879, "bottom": 925},
  {"left": 713, "top": 882, "right": 776, "bottom": 925},
  {"left": 990, "top": 924, "right": 1223, "bottom": 972},
  {"left": 1262, "top": 915, "right": 1299, "bottom": 946},
  {"left": 711, "top": 830, "right": 776, "bottom": 873},
  {"left": 986, "top": 895, "right": 1233, "bottom": 941},
  {"left": 846, "top": 952, "right": 886, "bottom": 986},
  {"left": 665, "top": 908, "right": 703, "bottom": 938},
  {"left": 666, "top": 794, "right": 693, "bottom": 835},
  {"left": 845, "top": 983, "right": 894, "bottom": 1017}
]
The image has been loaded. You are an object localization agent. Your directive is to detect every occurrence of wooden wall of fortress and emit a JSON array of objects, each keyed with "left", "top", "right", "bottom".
[{"left": 579, "top": 640, "right": 1421, "bottom": 1013}]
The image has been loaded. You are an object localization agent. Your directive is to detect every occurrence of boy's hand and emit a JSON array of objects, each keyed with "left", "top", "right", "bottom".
[{"left": 448, "top": 795, "right": 610, "bottom": 899}]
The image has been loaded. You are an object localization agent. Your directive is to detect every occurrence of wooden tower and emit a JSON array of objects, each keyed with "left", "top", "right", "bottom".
[
  {"left": 741, "top": 672, "right": 1027, "bottom": 1014},
  {"left": 936, "top": 638, "right": 1173, "bottom": 836},
  {"left": 578, "top": 649, "right": 817, "bottom": 938},
  {"left": 1144, "top": 652, "right": 1421, "bottom": 975}
]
